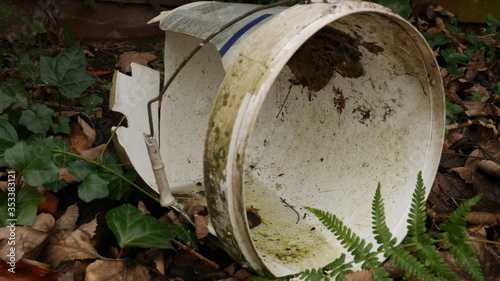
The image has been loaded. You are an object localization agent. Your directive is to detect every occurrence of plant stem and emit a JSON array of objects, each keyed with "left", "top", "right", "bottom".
[
  {"left": 401, "top": 238, "right": 500, "bottom": 248},
  {"left": 53, "top": 149, "right": 160, "bottom": 202},
  {"left": 99, "top": 116, "right": 125, "bottom": 163}
]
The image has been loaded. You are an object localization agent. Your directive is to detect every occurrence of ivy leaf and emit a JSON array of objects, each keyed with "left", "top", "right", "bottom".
[
  {"left": 40, "top": 46, "right": 96, "bottom": 98},
  {"left": 51, "top": 116, "right": 70, "bottom": 134},
  {"left": 52, "top": 139, "right": 70, "bottom": 166},
  {"left": 444, "top": 23, "right": 463, "bottom": 35},
  {"left": 0, "top": 117, "right": 18, "bottom": 154},
  {"left": 379, "top": 0, "right": 411, "bottom": 19},
  {"left": 15, "top": 186, "right": 45, "bottom": 226},
  {"left": 44, "top": 179, "right": 68, "bottom": 192},
  {"left": 78, "top": 173, "right": 111, "bottom": 202},
  {"left": 109, "top": 169, "right": 137, "bottom": 200},
  {"left": 29, "top": 20, "right": 46, "bottom": 34},
  {"left": 79, "top": 94, "right": 103, "bottom": 115},
  {"left": 424, "top": 31, "right": 451, "bottom": 49},
  {"left": 67, "top": 159, "right": 113, "bottom": 202},
  {"left": 66, "top": 158, "right": 95, "bottom": 180},
  {"left": 106, "top": 204, "right": 197, "bottom": 249},
  {"left": 19, "top": 102, "right": 54, "bottom": 134},
  {"left": 99, "top": 152, "right": 123, "bottom": 175},
  {"left": 0, "top": 77, "right": 27, "bottom": 111},
  {"left": 4, "top": 137, "right": 59, "bottom": 186},
  {"left": 18, "top": 53, "right": 40, "bottom": 82},
  {"left": 0, "top": 4, "right": 15, "bottom": 33},
  {"left": 446, "top": 100, "right": 463, "bottom": 119}
]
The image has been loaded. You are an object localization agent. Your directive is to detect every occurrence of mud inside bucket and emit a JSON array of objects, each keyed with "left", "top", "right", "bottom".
[{"left": 111, "top": 0, "right": 444, "bottom": 278}]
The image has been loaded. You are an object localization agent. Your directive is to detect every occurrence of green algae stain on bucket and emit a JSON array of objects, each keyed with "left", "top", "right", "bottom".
[{"left": 244, "top": 179, "right": 342, "bottom": 271}]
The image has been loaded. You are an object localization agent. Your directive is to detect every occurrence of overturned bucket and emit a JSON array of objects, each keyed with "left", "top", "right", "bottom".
[{"left": 111, "top": 0, "right": 444, "bottom": 277}]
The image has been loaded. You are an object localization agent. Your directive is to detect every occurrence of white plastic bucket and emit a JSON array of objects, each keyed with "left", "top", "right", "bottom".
[{"left": 111, "top": 0, "right": 444, "bottom": 277}]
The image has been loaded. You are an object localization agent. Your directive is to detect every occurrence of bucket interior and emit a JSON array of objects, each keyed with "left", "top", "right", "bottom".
[{"left": 241, "top": 13, "right": 442, "bottom": 273}]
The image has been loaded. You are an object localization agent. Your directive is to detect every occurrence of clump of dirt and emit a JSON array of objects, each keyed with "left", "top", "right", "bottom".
[{"left": 286, "top": 26, "right": 365, "bottom": 92}]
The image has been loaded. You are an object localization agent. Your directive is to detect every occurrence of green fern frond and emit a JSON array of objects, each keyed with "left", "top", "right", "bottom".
[
  {"left": 294, "top": 267, "right": 325, "bottom": 281},
  {"left": 386, "top": 244, "right": 440, "bottom": 281},
  {"left": 448, "top": 243, "right": 484, "bottom": 281},
  {"left": 437, "top": 194, "right": 484, "bottom": 281},
  {"left": 406, "top": 172, "right": 427, "bottom": 239},
  {"left": 286, "top": 254, "right": 353, "bottom": 281},
  {"left": 405, "top": 172, "right": 458, "bottom": 280},
  {"left": 371, "top": 181, "right": 437, "bottom": 281},
  {"left": 305, "top": 207, "right": 390, "bottom": 280},
  {"left": 323, "top": 253, "right": 353, "bottom": 280},
  {"left": 439, "top": 194, "right": 483, "bottom": 244},
  {"left": 372, "top": 183, "right": 397, "bottom": 250}
]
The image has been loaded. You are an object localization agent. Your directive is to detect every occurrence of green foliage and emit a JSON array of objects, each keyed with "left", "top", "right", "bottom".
[
  {"left": 0, "top": 186, "right": 44, "bottom": 227},
  {"left": 485, "top": 14, "right": 500, "bottom": 35},
  {"left": 29, "top": 20, "right": 46, "bottom": 34},
  {"left": 272, "top": 173, "right": 485, "bottom": 281},
  {"left": 18, "top": 53, "right": 40, "bottom": 83},
  {"left": 424, "top": 13, "right": 499, "bottom": 74},
  {"left": 438, "top": 194, "right": 484, "bottom": 281},
  {"left": 306, "top": 207, "right": 390, "bottom": 281},
  {"left": 471, "top": 91, "right": 484, "bottom": 102},
  {"left": 40, "top": 46, "right": 97, "bottom": 98},
  {"left": 440, "top": 48, "right": 468, "bottom": 77},
  {"left": 0, "top": 4, "right": 15, "bottom": 32},
  {"left": 364, "top": 0, "right": 412, "bottom": 19},
  {"left": 65, "top": 153, "right": 134, "bottom": 202},
  {"left": 19, "top": 102, "right": 55, "bottom": 135},
  {"left": 4, "top": 137, "right": 59, "bottom": 186},
  {"left": 372, "top": 183, "right": 438, "bottom": 281},
  {"left": 0, "top": 117, "right": 19, "bottom": 156},
  {"left": 0, "top": 45, "right": 139, "bottom": 226},
  {"left": 406, "top": 174, "right": 457, "bottom": 280},
  {"left": 106, "top": 204, "right": 198, "bottom": 250},
  {"left": 62, "top": 27, "right": 76, "bottom": 48},
  {"left": 422, "top": 31, "right": 451, "bottom": 49},
  {"left": 445, "top": 99, "right": 463, "bottom": 125},
  {"left": 0, "top": 78, "right": 28, "bottom": 111},
  {"left": 79, "top": 94, "right": 104, "bottom": 115}
]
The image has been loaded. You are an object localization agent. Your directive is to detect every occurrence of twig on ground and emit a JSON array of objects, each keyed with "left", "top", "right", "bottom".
[{"left": 171, "top": 239, "right": 220, "bottom": 269}]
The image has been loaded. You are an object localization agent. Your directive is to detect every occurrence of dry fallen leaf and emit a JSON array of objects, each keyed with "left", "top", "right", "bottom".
[
  {"left": 37, "top": 187, "right": 64, "bottom": 218},
  {"left": 453, "top": 142, "right": 500, "bottom": 212},
  {"left": 115, "top": 51, "right": 157, "bottom": 73},
  {"left": 467, "top": 212, "right": 500, "bottom": 227},
  {"left": 40, "top": 205, "right": 101, "bottom": 268},
  {"left": 78, "top": 116, "right": 97, "bottom": 146},
  {"left": 67, "top": 116, "right": 97, "bottom": 153},
  {"left": 85, "top": 260, "right": 151, "bottom": 281},
  {"left": 0, "top": 259, "right": 58, "bottom": 281},
  {"left": 59, "top": 167, "right": 80, "bottom": 184},
  {"left": 465, "top": 51, "right": 485, "bottom": 82},
  {"left": 0, "top": 213, "right": 55, "bottom": 263},
  {"left": 477, "top": 159, "right": 500, "bottom": 180},
  {"left": 79, "top": 144, "right": 106, "bottom": 160},
  {"left": 184, "top": 198, "right": 209, "bottom": 239},
  {"left": 345, "top": 269, "right": 373, "bottom": 281}
]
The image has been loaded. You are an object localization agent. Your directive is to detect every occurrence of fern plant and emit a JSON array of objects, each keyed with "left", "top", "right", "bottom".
[{"left": 257, "top": 172, "right": 485, "bottom": 281}]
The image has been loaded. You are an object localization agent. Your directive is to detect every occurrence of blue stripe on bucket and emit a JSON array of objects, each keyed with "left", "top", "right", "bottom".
[{"left": 219, "top": 13, "right": 273, "bottom": 57}]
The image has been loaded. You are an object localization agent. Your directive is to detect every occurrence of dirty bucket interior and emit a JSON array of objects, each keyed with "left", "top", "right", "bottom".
[
  {"left": 239, "top": 20, "right": 437, "bottom": 271},
  {"left": 112, "top": 1, "right": 444, "bottom": 278}
]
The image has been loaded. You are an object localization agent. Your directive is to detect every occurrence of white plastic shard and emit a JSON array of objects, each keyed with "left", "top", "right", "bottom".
[{"left": 110, "top": 62, "right": 160, "bottom": 191}]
